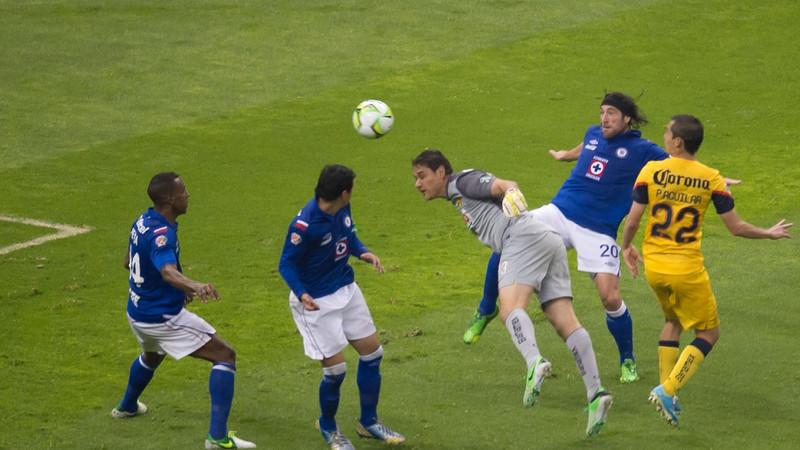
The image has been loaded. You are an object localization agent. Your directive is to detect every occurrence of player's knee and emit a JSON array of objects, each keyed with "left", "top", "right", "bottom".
[
  {"left": 600, "top": 294, "right": 622, "bottom": 310},
  {"left": 224, "top": 346, "right": 236, "bottom": 365}
]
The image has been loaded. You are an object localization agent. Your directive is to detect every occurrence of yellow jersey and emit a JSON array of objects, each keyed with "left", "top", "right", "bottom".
[{"left": 631, "top": 157, "right": 734, "bottom": 275}]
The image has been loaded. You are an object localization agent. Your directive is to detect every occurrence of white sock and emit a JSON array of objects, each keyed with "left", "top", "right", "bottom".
[
  {"left": 504, "top": 308, "right": 540, "bottom": 370},
  {"left": 565, "top": 327, "right": 602, "bottom": 401}
]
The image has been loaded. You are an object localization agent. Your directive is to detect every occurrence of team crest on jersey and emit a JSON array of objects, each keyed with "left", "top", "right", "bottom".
[
  {"left": 335, "top": 237, "right": 349, "bottom": 261},
  {"left": 344, "top": 216, "right": 351, "bottom": 228},
  {"left": 155, "top": 235, "right": 168, "bottom": 247},
  {"left": 586, "top": 155, "right": 609, "bottom": 181},
  {"left": 616, "top": 147, "right": 628, "bottom": 158},
  {"left": 291, "top": 232, "right": 302, "bottom": 245}
]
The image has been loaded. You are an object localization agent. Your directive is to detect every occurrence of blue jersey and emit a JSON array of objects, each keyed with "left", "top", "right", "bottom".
[
  {"left": 551, "top": 125, "right": 668, "bottom": 238},
  {"left": 279, "top": 198, "right": 370, "bottom": 299},
  {"left": 126, "top": 207, "right": 184, "bottom": 323}
]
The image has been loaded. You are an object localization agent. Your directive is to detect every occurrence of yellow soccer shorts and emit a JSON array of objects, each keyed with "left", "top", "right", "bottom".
[{"left": 644, "top": 266, "right": 720, "bottom": 331}]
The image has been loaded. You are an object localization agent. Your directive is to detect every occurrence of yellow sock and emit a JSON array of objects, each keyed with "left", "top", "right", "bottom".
[
  {"left": 663, "top": 340, "right": 711, "bottom": 396},
  {"left": 658, "top": 341, "right": 680, "bottom": 385}
]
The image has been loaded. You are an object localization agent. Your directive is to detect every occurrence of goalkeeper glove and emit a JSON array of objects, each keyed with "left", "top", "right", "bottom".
[{"left": 502, "top": 188, "right": 528, "bottom": 218}]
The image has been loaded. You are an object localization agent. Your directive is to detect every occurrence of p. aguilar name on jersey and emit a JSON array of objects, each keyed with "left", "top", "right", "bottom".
[{"left": 652, "top": 169, "right": 710, "bottom": 206}]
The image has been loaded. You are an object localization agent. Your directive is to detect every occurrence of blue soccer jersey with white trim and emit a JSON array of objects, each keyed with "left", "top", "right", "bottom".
[
  {"left": 126, "top": 207, "right": 184, "bottom": 323},
  {"left": 279, "top": 198, "right": 369, "bottom": 299},
  {"left": 551, "top": 125, "right": 668, "bottom": 238}
]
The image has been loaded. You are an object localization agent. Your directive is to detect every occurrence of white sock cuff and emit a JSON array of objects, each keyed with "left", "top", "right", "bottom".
[
  {"left": 323, "top": 362, "right": 347, "bottom": 376},
  {"left": 138, "top": 354, "right": 155, "bottom": 371},
  {"left": 359, "top": 346, "right": 384, "bottom": 362},
  {"left": 607, "top": 301, "right": 627, "bottom": 318},
  {"left": 211, "top": 363, "right": 236, "bottom": 374}
]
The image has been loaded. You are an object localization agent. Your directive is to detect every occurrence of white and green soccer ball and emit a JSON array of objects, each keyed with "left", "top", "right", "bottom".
[{"left": 352, "top": 99, "right": 394, "bottom": 139}]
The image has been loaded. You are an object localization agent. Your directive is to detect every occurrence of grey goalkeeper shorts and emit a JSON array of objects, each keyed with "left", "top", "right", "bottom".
[{"left": 497, "top": 213, "right": 572, "bottom": 303}]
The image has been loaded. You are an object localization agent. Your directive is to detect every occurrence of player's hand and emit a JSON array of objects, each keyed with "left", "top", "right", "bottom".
[
  {"left": 723, "top": 177, "right": 742, "bottom": 186},
  {"left": 622, "top": 246, "right": 643, "bottom": 278},
  {"left": 299, "top": 293, "right": 320, "bottom": 311},
  {"left": 502, "top": 188, "right": 528, "bottom": 218},
  {"left": 768, "top": 219, "right": 793, "bottom": 239},
  {"left": 360, "top": 252, "right": 385, "bottom": 273},
  {"left": 192, "top": 283, "right": 220, "bottom": 303},
  {"left": 549, "top": 150, "right": 571, "bottom": 161}
]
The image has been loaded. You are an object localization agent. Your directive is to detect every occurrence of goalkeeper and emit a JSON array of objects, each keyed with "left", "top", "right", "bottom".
[{"left": 412, "top": 149, "right": 612, "bottom": 437}]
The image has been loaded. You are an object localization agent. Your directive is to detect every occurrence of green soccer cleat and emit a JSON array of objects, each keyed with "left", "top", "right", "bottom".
[
  {"left": 110, "top": 401, "right": 147, "bottom": 419},
  {"left": 523, "top": 355, "right": 552, "bottom": 407},
  {"left": 620, "top": 358, "right": 640, "bottom": 383},
  {"left": 585, "top": 388, "right": 613, "bottom": 437},
  {"left": 316, "top": 420, "right": 354, "bottom": 450},
  {"left": 205, "top": 430, "right": 256, "bottom": 449},
  {"left": 357, "top": 420, "right": 405, "bottom": 444},
  {"left": 649, "top": 385, "right": 679, "bottom": 426},
  {"left": 462, "top": 306, "right": 499, "bottom": 344}
]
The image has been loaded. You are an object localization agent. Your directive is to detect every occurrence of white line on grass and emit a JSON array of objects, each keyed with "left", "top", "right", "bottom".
[{"left": 0, "top": 215, "right": 93, "bottom": 255}]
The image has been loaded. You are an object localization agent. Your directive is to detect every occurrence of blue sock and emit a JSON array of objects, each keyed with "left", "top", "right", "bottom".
[
  {"left": 208, "top": 363, "right": 236, "bottom": 440},
  {"left": 319, "top": 369, "right": 346, "bottom": 431},
  {"left": 120, "top": 355, "right": 155, "bottom": 412},
  {"left": 478, "top": 253, "right": 500, "bottom": 316},
  {"left": 606, "top": 306, "right": 634, "bottom": 363},
  {"left": 357, "top": 348, "right": 383, "bottom": 427}
]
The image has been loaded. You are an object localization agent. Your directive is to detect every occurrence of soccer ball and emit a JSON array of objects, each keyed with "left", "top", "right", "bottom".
[{"left": 352, "top": 99, "right": 394, "bottom": 139}]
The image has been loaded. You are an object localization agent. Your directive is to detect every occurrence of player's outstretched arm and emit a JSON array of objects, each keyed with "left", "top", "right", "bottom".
[
  {"left": 548, "top": 142, "right": 583, "bottom": 162},
  {"left": 720, "top": 210, "right": 793, "bottom": 240}
]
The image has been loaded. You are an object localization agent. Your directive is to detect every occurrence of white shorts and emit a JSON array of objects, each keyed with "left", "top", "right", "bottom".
[
  {"left": 531, "top": 203, "right": 621, "bottom": 276},
  {"left": 290, "top": 282, "right": 376, "bottom": 361},
  {"left": 127, "top": 308, "right": 215, "bottom": 360}
]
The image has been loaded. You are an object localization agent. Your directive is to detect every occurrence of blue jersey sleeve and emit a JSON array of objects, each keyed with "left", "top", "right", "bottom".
[
  {"left": 278, "top": 218, "right": 310, "bottom": 299},
  {"left": 150, "top": 229, "right": 178, "bottom": 271}
]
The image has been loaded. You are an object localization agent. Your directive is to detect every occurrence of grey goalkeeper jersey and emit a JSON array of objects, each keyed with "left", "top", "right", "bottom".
[{"left": 447, "top": 169, "right": 512, "bottom": 253}]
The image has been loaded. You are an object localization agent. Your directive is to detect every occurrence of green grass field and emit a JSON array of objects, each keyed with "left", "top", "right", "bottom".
[{"left": 1, "top": 0, "right": 799, "bottom": 448}]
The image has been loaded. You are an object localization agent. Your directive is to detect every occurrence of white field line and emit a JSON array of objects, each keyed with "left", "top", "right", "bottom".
[{"left": 0, "top": 215, "right": 93, "bottom": 255}]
